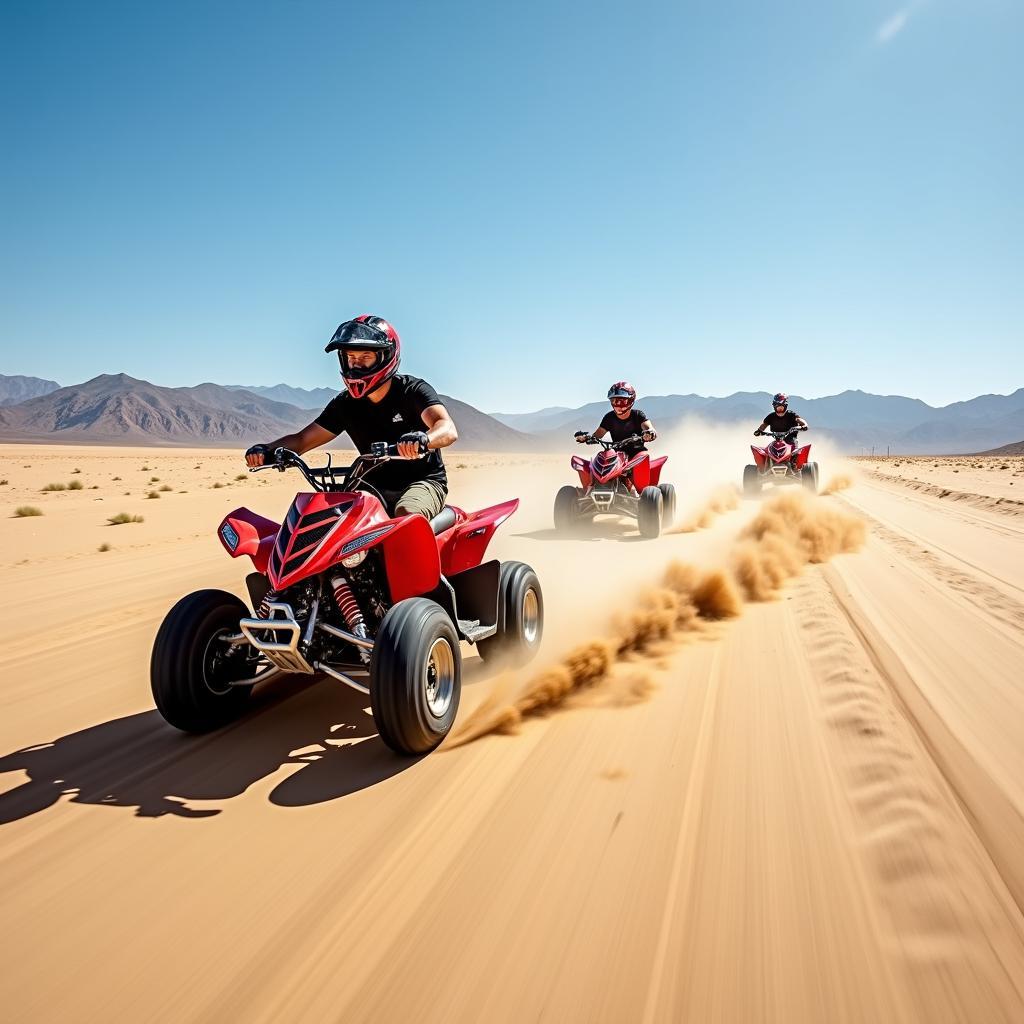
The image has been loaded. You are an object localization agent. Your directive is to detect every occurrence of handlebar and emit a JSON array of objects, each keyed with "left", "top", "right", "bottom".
[
  {"left": 248, "top": 443, "right": 418, "bottom": 493},
  {"left": 574, "top": 432, "right": 646, "bottom": 450},
  {"left": 754, "top": 428, "right": 808, "bottom": 440}
]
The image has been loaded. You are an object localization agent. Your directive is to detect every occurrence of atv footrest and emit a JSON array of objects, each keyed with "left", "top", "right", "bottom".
[{"left": 459, "top": 618, "right": 497, "bottom": 644}]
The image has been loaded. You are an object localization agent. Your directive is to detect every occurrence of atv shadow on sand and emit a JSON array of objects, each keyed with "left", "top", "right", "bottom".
[{"left": 0, "top": 660, "right": 493, "bottom": 824}]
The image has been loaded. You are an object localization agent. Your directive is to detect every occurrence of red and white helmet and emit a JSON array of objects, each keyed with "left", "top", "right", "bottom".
[
  {"left": 608, "top": 380, "right": 636, "bottom": 413},
  {"left": 325, "top": 315, "right": 401, "bottom": 399},
  {"left": 772, "top": 392, "right": 789, "bottom": 412}
]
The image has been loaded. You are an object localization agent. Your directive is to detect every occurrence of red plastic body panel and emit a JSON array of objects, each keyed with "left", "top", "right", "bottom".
[
  {"left": 269, "top": 491, "right": 392, "bottom": 591},
  {"left": 219, "top": 507, "right": 280, "bottom": 574},
  {"left": 750, "top": 443, "right": 811, "bottom": 471},
  {"left": 221, "top": 488, "right": 518, "bottom": 604},
  {"left": 570, "top": 455, "right": 593, "bottom": 489},
  {"left": 379, "top": 514, "right": 442, "bottom": 602},
  {"left": 646, "top": 456, "right": 667, "bottom": 487},
  {"left": 439, "top": 498, "right": 519, "bottom": 576}
]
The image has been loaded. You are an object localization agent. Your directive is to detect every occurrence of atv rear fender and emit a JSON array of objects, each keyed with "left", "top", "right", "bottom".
[
  {"left": 439, "top": 498, "right": 519, "bottom": 577},
  {"left": 218, "top": 507, "right": 279, "bottom": 575}
]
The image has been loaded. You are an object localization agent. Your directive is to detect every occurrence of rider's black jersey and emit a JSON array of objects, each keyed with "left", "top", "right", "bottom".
[
  {"left": 599, "top": 408, "right": 649, "bottom": 452},
  {"left": 315, "top": 374, "right": 448, "bottom": 491},
  {"left": 761, "top": 410, "right": 802, "bottom": 434}
]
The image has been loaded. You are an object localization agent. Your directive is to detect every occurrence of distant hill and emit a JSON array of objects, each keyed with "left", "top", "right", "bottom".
[
  {"left": 0, "top": 373, "right": 60, "bottom": 407},
  {"left": 976, "top": 440, "right": 1024, "bottom": 456},
  {"left": 0, "top": 373, "right": 533, "bottom": 451},
  {"left": 224, "top": 383, "right": 339, "bottom": 408}
]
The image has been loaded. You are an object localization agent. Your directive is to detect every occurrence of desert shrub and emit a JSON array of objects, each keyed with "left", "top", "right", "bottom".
[
  {"left": 107, "top": 512, "right": 144, "bottom": 525},
  {"left": 146, "top": 490, "right": 160, "bottom": 499},
  {"left": 234, "top": 474, "right": 247, "bottom": 481},
  {"left": 212, "top": 482, "right": 224, "bottom": 489},
  {"left": 159, "top": 484, "right": 172, "bottom": 492},
  {"left": 72, "top": 468, "right": 81, "bottom": 474},
  {"left": 14, "top": 506, "right": 43, "bottom": 517},
  {"left": 98, "top": 543, "right": 111, "bottom": 552},
  {"left": 41, "top": 482, "right": 66, "bottom": 492},
  {"left": 67, "top": 479, "right": 84, "bottom": 490}
]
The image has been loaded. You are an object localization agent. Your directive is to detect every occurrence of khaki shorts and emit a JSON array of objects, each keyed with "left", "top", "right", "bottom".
[{"left": 384, "top": 480, "right": 447, "bottom": 520}]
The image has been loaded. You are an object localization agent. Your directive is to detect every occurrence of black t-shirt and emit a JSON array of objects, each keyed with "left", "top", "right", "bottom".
[
  {"left": 599, "top": 408, "right": 649, "bottom": 449},
  {"left": 315, "top": 375, "right": 448, "bottom": 492},
  {"left": 761, "top": 410, "right": 801, "bottom": 433}
]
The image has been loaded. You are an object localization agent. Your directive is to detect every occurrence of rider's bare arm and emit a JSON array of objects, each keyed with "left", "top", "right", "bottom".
[
  {"left": 395, "top": 402, "right": 458, "bottom": 462},
  {"left": 795, "top": 416, "right": 808, "bottom": 430},
  {"left": 245, "top": 421, "right": 336, "bottom": 467},
  {"left": 592, "top": 427, "right": 608, "bottom": 440},
  {"left": 641, "top": 419, "right": 657, "bottom": 440}
]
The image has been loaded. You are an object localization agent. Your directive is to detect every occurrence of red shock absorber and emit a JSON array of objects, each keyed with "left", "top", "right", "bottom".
[
  {"left": 331, "top": 576, "right": 364, "bottom": 628},
  {"left": 331, "top": 576, "right": 370, "bottom": 662}
]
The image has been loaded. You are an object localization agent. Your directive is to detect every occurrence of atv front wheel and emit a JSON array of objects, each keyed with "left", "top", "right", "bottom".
[
  {"left": 371, "top": 598, "right": 462, "bottom": 756},
  {"left": 554, "top": 485, "right": 581, "bottom": 533},
  {"left": 477, "top": 561, "right": 544, "bottom": 667},
  {"left": 638, "top": 485, "right": 663, "bottom": 539},
  {"left": 743, "top": 465, "right": 762, "bottom": 497},
  {"left": 658, "top": 483, "right": 677, "bottom": 528},
  {"left": 801, "top": 463, "right": 818, "bottom": 493},
  {"left": 151, "top": 589, "right": 256, "bottom": 732}
]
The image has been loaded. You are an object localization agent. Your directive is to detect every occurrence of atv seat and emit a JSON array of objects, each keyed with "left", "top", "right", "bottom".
[{"left": 429, "top": 506, "right": 458, "bottom": 535}]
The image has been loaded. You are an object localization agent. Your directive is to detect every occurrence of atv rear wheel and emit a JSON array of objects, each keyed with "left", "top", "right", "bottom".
[
  {"left": 743, "top": 465, "right": 762, "bottom": 496},
  {"left": 477, "top": 561, "right": 544, "bottom": 667},
  {"left": 638, "top": 485, "right": 663, "bottom": 539},
  {"left": 371, "top": 598, "right": 462, "bottom": 756},
  {"left": 553, "top": 485, "right": 581, "bottom": 533},
  {"left": 151, "top": 589, "right": 256, "bottom": 732},
  {"left": 658, "top": 483, "right": 677, "bottom": 528}
]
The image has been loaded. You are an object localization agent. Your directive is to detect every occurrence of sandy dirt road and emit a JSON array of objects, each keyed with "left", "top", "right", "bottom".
[{"left": 2, "top": 444, "right": 1023, "bottom": 1022}]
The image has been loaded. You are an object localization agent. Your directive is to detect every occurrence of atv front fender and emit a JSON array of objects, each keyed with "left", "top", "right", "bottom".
[{"left": 218, "top": 507, "right": 279, "bottom": 575}]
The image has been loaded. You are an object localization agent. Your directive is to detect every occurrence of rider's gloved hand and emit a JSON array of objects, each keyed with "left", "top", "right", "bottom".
[
  {"left": 642, "top": 429, "right": 657, "bottom": 443},
  {"left": 753, "top": 429, "right": 763, "bottom": 437},
  {"left": 574, "top": 431, "right": 589, "bottom": 444},
  {"left": 799, "top": 425, "right": 808, "bottom": 431},
  {"left": 397, "top": 431, "right": 429, "bottom": 459},
  {"left": 245, "top": 444, "right": 270, "bottom": 468}
]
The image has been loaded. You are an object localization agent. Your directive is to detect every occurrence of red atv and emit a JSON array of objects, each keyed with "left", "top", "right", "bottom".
[
  {"left": 151, "top": 445, "right": 543, "bottom": 755},
  {"left": 744, "top": 430, "right": 818, "bottom": 496},
  {"left": 553, "top": 433, "right": 675, "bottom": 538}
]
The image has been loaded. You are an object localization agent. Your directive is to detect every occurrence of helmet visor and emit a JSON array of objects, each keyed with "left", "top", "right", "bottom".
[{"left": 608, "top": 387, "right": 634, "bottom": 400}]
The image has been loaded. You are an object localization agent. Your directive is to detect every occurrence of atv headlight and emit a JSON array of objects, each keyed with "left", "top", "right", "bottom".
[{"left": 341, "top": 550, "right": 367, "bottom": 569}]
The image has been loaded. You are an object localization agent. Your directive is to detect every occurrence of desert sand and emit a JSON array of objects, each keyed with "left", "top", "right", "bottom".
[{"left": 2, "top": 433, "right": 1024, "bottom": 1023}]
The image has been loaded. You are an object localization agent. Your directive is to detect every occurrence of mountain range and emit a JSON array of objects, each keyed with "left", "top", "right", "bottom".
[
  {"left": 0, "top": 374, "right": 532, "bottom": 451},
  {"left": 493, "top": 389, "right": 1024, "bottom": 455},
  {"left": 0, "top": 373, "right": 1021, "bottom": 454}
]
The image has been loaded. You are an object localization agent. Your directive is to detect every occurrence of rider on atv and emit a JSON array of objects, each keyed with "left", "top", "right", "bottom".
[
  {"left": 245, "top": 315, "right": 458, "bottom": 520},
  {"left": 576, "top": 381, "right": 657, "bottom": 456},
  {"left": 754, "top": 393, "right": 807, "bottom": 462}
]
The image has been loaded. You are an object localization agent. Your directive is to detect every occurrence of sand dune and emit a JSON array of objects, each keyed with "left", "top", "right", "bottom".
[{"left": 2, "top": 440, "right": 1024, "bottom": 1022}]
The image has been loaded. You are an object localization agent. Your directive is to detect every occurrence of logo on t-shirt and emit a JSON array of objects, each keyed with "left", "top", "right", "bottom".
[{"left": 392, "top": 412, "right": 403, "bottom": 423}]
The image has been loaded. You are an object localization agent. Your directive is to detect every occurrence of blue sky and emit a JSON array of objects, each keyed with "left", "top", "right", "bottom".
[{"left": 1, "top": 0, "right": 1021, "bottom": 412}]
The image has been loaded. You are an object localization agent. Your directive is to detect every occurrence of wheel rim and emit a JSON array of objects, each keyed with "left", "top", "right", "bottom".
[
  {"left": 424, "top": 637, "right": 456, "bottom": 718},
  {"left": 202, "top": 628, "right": 237, "bottom": 696},
  {"left": 522, "top": 587, "right": 540, "bottom": 645}
]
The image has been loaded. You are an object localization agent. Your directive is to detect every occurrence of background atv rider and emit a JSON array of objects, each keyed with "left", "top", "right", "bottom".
[
  {"left": 575, "top": 381, "right": 657, "bottom": 460},
  {"left": 754, "top": 392, "right": 808, "bottom": 467},
  {"left": 245, "top": 314, "right": 458, "bottom": 520}
]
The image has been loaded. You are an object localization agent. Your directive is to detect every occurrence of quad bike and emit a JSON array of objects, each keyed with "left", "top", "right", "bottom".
[
  {"left": 744, "top": 429, "right": 819, "bottom": 496},
  {"left": 553, "top": 433, "right": 674, "bottom": 539},
  {"left": 150, "top": 445, "right": 544, "bottom": 755}
]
